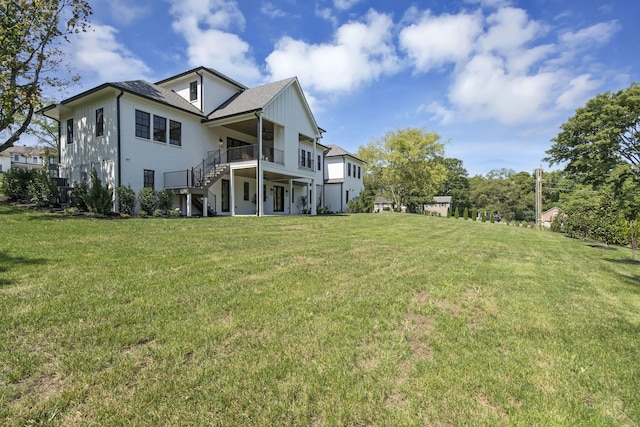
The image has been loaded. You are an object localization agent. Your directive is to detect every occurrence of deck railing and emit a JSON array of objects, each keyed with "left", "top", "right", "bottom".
[{"left": 164, "top": 145, "right": 286, "bottom": 189}]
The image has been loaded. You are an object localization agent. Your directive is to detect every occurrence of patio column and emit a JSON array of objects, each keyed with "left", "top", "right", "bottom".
[
  {"left": 311, "top": 178, "right": 316, "bottom": 215},
  {"left": 203, "top": 194, "right": 208, "bottom": 217},
  {"left": 257, "top": 113, "right": 264, "bottom": 217},
  {"left": 230, "top": 168, "right": 235, "bottom": 216},
  {"left": 186, "top": 193, "right": 192, "bottom": 217}
]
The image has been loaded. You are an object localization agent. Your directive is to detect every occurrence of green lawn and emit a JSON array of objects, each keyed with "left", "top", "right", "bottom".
[{"left": 1, "top": 204, "right": 639, "bottom": 426}]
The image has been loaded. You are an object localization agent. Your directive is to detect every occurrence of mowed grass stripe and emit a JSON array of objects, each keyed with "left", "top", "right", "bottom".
[{"left": 1, "top": 204, "right": 638, "bottom": 425}]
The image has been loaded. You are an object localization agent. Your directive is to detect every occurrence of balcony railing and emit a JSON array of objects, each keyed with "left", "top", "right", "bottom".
[{"left": 164, "top": 145, "right": 287, "bottom": 189}]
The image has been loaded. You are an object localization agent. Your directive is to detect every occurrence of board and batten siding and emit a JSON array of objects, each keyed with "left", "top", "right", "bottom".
[
  {"left": 117, "top": 94, "right": 218, "bottom": 192},
  {"left": 60, "top": 94, "right": 118, "bottom": 187}
]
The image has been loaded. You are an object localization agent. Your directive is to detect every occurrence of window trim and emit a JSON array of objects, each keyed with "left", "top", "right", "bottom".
[
  {"left": 153, "top": 115, "right": 167, "bottom": 143},
  {"left": 95, "top": 108, "right": 104, "bottom": 137},
  {"left": 189, "top": 81, "right": 198, "bottom": 102},
  {"left": 169, "top": 120, "right": 181, "bottom": 146},
  {"left": 66, "top": 118, "right": 74, "bottom": 144},
  {"left": 135, "top": 110, "right": 150, "bottom": 139},
  {"left": 143, "top": 169, "right": 155, "bottom": 189}
]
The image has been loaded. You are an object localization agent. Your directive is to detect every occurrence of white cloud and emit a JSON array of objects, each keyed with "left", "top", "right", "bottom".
[
  {"left": 400, "top": 11, "right": 483, "bottom": 72},
  {"left": 69, "top": 25, "right": 152, "bottom": 82},
  {"left": 168, "top": 0, "right": 261, "bottom": 84},
  {"left": 261, "top": 2, "right": 286, "bottom": 19},
  {"left": 477, "top": 7, "right": 546, "bottom": 54},
  {"left": 107, "top": 0, "right": 152, "bottom": 26},
  {"left": 555, "top": 74, "right": 600, "bottom": 110},
  {"left": 559, "top": 21, "right": 620, "bottom": 49},
  {"left": 334, "top": 0, "right": 362, "bottom": 11},
  {"left": 448, "top": 53, "right": 558, "bottom": 124},
  {"left": 265, "top": 10, "right": 400, "bottom": 93}
]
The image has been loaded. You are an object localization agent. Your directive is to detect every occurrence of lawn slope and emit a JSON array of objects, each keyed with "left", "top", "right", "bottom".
[{"left": 1, "top": 204, "right": 639, "bottom": 425}]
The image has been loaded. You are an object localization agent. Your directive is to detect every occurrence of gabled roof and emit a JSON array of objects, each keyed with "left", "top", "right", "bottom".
[
  {"left": 432, "top": 196, "right": 452, "bottom": 204},
  {"left": 111, "top": 81, "right": 205, "bottom": 116},
  {"left": 206, "top": 78, "right": 296, "bottom": 121},
  {"left": 155, "top": 66, "right": 247, "bottom": 91},
  {"left": 374, "top": 197, "right": 394, "bottom": 204},
  {"left": 325, "top": 144, "right": 364, "bottom": 163},
  {"left": 41, "top": 80, "right": 206, "bottom": 119},
  {"left": 1, "top": 145, "right": 49, "bottom": 157}
]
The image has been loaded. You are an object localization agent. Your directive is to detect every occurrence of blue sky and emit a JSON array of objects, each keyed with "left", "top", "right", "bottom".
[{"left": 55, "top": 0, "right": 638, "bottom": 176}]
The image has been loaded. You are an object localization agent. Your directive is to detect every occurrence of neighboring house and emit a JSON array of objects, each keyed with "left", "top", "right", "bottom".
[
  {"left": 424, "top": 196, "right": 452, "bottom": 217},
  {"left": 0, "top": 145, "right": 57, "bottom": 173},
  {"left": 374, "top": 197, "right": 395, "bottom": 212},
  {"left": 541, "top": 206, "right": 561, "bottom": 228},
  {"left": 41, "top": 66, "right": 332, "bottom": 216},
  {"left": 322, "top": 144, "right": 364, "bottom": 213}
]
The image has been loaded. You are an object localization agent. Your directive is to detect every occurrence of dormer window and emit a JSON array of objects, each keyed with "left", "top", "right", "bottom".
[{"left": 189, "top": 81, "right": 198, "bottom": 102}]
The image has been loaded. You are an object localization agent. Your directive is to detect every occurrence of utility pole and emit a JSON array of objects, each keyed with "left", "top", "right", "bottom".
[{"left": 535, "top": 168, "right": 543, "bottom": 229}]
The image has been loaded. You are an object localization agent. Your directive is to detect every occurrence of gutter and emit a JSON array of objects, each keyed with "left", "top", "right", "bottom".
[{"left": 116, "top": 90, "right": 124, "bottom": 187}]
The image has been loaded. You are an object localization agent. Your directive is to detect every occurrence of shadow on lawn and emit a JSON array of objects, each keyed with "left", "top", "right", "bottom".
[{"left": 0, "top": 251, "right": 48, "bottom": 286}]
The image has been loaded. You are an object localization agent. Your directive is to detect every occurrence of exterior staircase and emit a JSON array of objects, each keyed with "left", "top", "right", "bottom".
[{"left": 202, "top": 163, "right": 229, "bottom": 188}]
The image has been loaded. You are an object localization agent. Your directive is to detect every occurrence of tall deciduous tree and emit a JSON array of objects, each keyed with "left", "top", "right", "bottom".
[
  {"left": 358, "top": 128, "right": 447, "bottom": 210},
  {"left": 546, "top": 83, "right": 640, "bottom": 187},
  {"left": 0, "top": 0, "right": 92, "bottom": 152}
]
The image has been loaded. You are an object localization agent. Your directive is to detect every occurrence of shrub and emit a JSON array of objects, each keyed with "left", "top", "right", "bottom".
[
  {"left": 454, "top": 207, "right": 459, "bottom": 219},
  {"left": 27, "top": 170, "right": 58, "bottom": 207},
  {"left": 157, "top": 189, "right": 173, "bottom": 214},
  {"left": 138, "top": 187, "right": 157, "bottom": 213},
  {"left": 81, "top": 169, "right": 113, "bottom": 214},
  {"left": 463, "top": 207, "right": 469, "bottom": 220},
  {"left": 471, "top": 207, "right": 477, "bottom": 222},
  {"left": 116, "top": 185, "right": 136, "bottom": 215},
  {"left": 152, "top": 209, "right": 163, "bottom": 217},
  {"left": 169, "top": 207, "right": 181, "bottom": 218},
  {"left": 70, "top": 181, "right": 89, "bottom": 211},
  {"left": 138, "top": 210, "right": 148, "bottom": 217},
  {"left": 3, "top": 168, "right": 36, "bottom": 201}
]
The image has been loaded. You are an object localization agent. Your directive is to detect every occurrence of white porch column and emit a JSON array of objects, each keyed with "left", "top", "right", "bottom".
[
  {"left": 230, "top": 168, "right": 235, "bottom": 216},
  {"left": 186, "top": 193, "right": 192, "bottom": 217},
  {"left": 311, "top": 178, "right": 317, "bottom": 215},
  {"left": 289, "top": 179, "right": 293, "bottom": 214},
  {"left": 203, "top": 194, "right": 208, "bottom": 217},
  {"left": 257, "top": 114, "right": 264, "bottom": 217}
]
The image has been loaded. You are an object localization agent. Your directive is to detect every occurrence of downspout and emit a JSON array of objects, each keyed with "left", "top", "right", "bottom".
[{"left": 116, "top": 90, "right": 124, "bottom": 188}]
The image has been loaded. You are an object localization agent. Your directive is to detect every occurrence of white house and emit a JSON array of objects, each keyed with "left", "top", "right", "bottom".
[
  {"left": 41, "top": 66, "right": 340, "bottom": 216},
  {"left": 322, "top": 144, "right": 364, "bottom": 213},
  {"left": 0, "top": 145, "right": 56, "bottom": 173}
]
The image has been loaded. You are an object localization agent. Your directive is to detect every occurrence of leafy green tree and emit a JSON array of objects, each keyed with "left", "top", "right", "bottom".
[
  {"left": 438, "top": 157, "right": 470, "bottom": 212},
  {"left": 0, "top": 0, "right": 92, "bottom": 152},
  {"left": 546, "top": 83, "right": 640, "bottom": 188},
  {"left": 357, "top": 128, "right": 447, "bottom": 211}
]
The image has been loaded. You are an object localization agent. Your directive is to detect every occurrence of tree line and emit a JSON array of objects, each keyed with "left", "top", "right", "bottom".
[{"left": 351, "top": 82, "right": 640, "bottom": 258}]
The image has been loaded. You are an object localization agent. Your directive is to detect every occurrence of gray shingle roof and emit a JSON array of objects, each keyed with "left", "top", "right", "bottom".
[
  {"left": 111, "top": 81, "right": 204, "bottom": 116},
  {"left": 432, "top": 196, "right": 452, "bottom": 203},
  {"left": 0, "top": 145, "right": 49, "bottom": 157},
  {"left": 325, "top": 144, "right": 364, "bottom": 162},
  {"left": 207, "top": 78, "right": 296, "bottom": 120}
]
